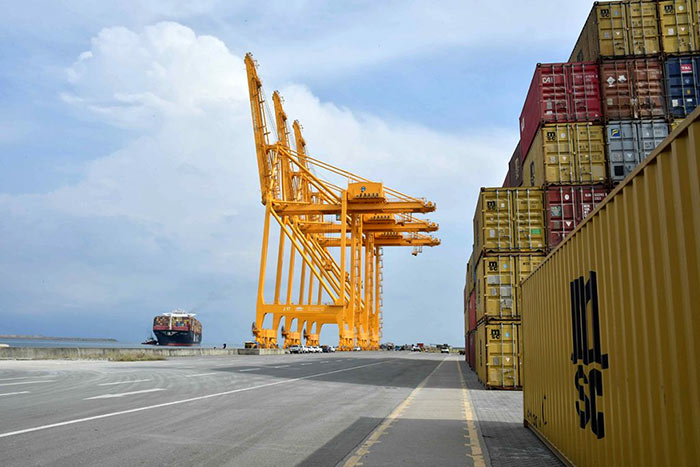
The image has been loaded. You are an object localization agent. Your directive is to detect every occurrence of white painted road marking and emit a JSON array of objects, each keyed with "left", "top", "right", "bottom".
[
  {"left": 272, "top": 365, "right": 290, "bottom": 368},
  {"left": 0, "top": 391, "right": 30, "bottom": 397},
  {"left": 0, "top": 375, "right": 53, "bottom": 382},
  {"left": 300, "top": 363, "right": 313, "bottom": 366},
  {"left": 238, "top": 368, "right": 259, "bottom": 372},
  {"left": 84, "top": 388, "right": 166, "bottom": 400},
  {"left": 184, "top": 373, "right": 218, "bottom": 377},
  {"left": 98, "top": 379, "right": 152, "bottom": 386},
  {"left": 0, "top": 361, "right": 387, "bottom": 439},
  {"left": 0, "top": 380, "right": 55, "bottom": 387}
]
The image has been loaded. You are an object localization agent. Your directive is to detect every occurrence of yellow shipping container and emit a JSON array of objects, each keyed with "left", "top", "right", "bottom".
[
  {"left": 475, "top": 321, "right": 521, "bottom": 389},
  {"left": 466, "top": 249, "right": 475, "bottom": 294},
  {"left": 522, "top": 123, "right": 607, "bottom": 187},
  {"left": 570, "top": 1, "right": 661, "bottom": 62},
  {"left": 475, "top": 253, "right": 545, "bottom": 323},
  {"left": 521, "top": 109, "right": 700, "bottom": 465},
  {"left": 658, "top": 0, "right": 697, "bottom": 54},
  {"left": 473, "top": 187, "right": 545, "bottom": 257}
]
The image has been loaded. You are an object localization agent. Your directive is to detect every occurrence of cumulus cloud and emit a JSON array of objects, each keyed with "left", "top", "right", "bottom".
[{"left": 1, "top": 21, "right": 513, "bottom": 343}]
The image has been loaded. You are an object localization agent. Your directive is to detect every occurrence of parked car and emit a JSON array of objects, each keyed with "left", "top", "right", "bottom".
[
  {"left": 440, "top": 347, "right": 449, "bottom": 354},
  {"left": 289, "top": 345, "right": 302, "bottom": 354},
  {"left": 353, "top": 346, "right": 361, "bottom": 351},
  {"left": 411, "top": 345, "right": 420, "bottom": 352},
  {"left": 301, "top": 346, "right": 310, "bottom": 353}
]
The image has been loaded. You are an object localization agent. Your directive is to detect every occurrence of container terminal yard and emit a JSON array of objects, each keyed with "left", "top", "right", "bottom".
[{"left": 2, "top": 1, "right": 700, "bottom": 466}]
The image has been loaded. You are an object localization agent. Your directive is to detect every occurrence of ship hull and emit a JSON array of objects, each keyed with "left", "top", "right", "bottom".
[{"left": 153, "top": 330, "right": 202, "bottom": 346}]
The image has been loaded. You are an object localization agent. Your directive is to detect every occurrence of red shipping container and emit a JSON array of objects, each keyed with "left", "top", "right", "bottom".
[
  {"left": 519, "top": 62, "right": 602, "bottom": 160},
  {"left": 600, "top": 58, "right": 666, "bottom": 120},
  {"left": 468, "top": 289, "right": 477, "bottom": 332},
  {"left": 545, "top": 185, "right": 609, "bottom": 248}
]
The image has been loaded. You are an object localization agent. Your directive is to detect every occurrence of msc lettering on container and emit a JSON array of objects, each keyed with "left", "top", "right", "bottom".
[{"left": 570, "top": 271, "right": 609, "bottom": 439}]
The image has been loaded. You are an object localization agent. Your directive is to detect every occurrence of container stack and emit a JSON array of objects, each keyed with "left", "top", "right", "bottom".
[
  {"left": 572, "top": 0, "right": 700, "bottom": 183},
  {"left": 464, "top": 251, "right": 476, "bottom": 370},
  {"left": 465, "top": 187, "right": 546, "bottom": 389},
  {"left": 518, "top": 61, "right": 611, "bottom": 250},
  {"left": 463, "top": 0, "right": 700, "bottom": 390}
]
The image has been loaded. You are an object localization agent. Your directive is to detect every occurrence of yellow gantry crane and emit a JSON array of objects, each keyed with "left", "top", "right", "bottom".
[{"left": 245, "top": 53, "right": 439, "bottom": 351}]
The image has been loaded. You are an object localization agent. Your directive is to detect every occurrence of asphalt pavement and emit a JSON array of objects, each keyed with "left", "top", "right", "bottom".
[{"left": 0, "top": 352, "right": 557, "bottom": 466}]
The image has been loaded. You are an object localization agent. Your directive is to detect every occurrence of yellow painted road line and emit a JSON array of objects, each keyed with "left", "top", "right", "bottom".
[
  {"left": 457, "top": 360, "right": 486, "bottom": 467},
  {"left": 343, "top": 358, "right": 447, "bottom": 467}
]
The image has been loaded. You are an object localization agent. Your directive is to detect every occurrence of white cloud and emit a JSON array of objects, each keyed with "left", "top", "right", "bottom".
[{"left": 1, "top": 21, "right": 514, "bottom": 343}]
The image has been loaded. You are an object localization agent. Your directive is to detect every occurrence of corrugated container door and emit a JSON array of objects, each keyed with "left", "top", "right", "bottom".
[
  {"left": 525, "top": 125, "right": 577, "bottom": 185},
  {"left": 569, "top": 62, "right": 603, "bottom": 122},
  {"left": 606, "top": 120, "right": 639, "bottom": 181},
  {"left": 637, "top": 119, "right": 669, "bottom": 159},
  {"left": 629, "top": 1, "right": 662, "bottom": 55},
  {"left": 573, "top": 123, "right": 608, "bottom": 184},
  {"left": 473, "top": 189, "right": 512, "bottom": 255},
  {"left": 658, "top": 0, "right": 696, "bottom": 53},
  {"left": 478, "top": 322, "right": 520, "bottom": 389},
  {"left": 600, "top": 58, "right": 666, "bottom": 120},
  {"left": 511, "top": 188, "right": 545, "bottom": 251},
  {"left": 524, "top": 123, "right": 606, "bottom": 186},
  {"left": 545, "top": 186, "right": 577, "bottom": 248},
  {"left": 665, "top": 56, "right": 700, "bottom": 118},
  {"left": 597, "top": 2, "right": 630, "bottom": 57},
  {"left": 575, "top": 185, "right": 610, "bottom": 220},
  {"left": 607, "top": 119, "right": 669, "bottom": 182},
  {"left": 476, "top": 255, "right": 516, "bottom": 322}
]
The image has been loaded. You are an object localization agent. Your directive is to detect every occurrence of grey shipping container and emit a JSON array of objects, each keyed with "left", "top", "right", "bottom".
[{"left": 605, "top": 119, "right": 669, "bottom": 183}]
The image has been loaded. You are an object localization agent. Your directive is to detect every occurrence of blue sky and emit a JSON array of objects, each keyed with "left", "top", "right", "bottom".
[{"left": 0, "top": 1, "right": 594, "bottom": 345}]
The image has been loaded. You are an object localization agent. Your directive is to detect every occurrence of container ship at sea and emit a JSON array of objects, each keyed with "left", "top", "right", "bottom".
[{"left": 152, "top": 310, "right": 202, "bottom": 346}]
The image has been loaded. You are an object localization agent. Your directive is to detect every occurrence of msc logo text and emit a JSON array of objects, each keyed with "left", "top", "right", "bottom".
[{"left": 570, "top": 271, "right": 609, "bottom": 439}]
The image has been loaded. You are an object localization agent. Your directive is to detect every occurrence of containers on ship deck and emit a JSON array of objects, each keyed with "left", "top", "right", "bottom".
[
  {"left": 570, "top": 1, "right": 661, "bottom": 62},
  {"left": 545, "top": 185, "right": 610, "bottom": 249},
  {"left": 665, "top": 55, "right": 700, "bottom": 118},
  {"left": 605, "top": 119, "right": 669, "bottom": 182},
  {"left": 475, "top": 321, "right": 521, "bottom": 389},
  {"left": 521, "top": 109, "right": 700, "bottom": 466},
  {"left": 522, "top": 123, "right": 607, "bottom": 187},
  {"left": 473, "top": 187, "right": 545, "bottom": 257},
  {"left": 599, "top": 57, "right": 666, "bottom": 120},
  {"left": 519, "top": 62, "right": 602, "bottom": 158}
]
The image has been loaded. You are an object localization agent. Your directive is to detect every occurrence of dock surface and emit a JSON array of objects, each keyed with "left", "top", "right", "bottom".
[{"left": 0, "top": 352, "right": 560, "bottom": 466}]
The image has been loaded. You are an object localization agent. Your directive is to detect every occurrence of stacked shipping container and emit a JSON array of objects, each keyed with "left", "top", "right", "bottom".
[
  {"left": 465, "top": 188, "right": 545, "bottom": 388},
  {"left": 467, "top": 0, "right": 700, "bottom": 390},
  {"left": 461, "top": 0, "right": 700, "bottom": 458},
  {"left": 519, "top": 61, "right": 611, "bottom": 250}
]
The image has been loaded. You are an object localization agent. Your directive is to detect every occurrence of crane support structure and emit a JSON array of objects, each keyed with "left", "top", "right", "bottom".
[{"left": 245, "top": 53, "right": 440, "bottom": 350}]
